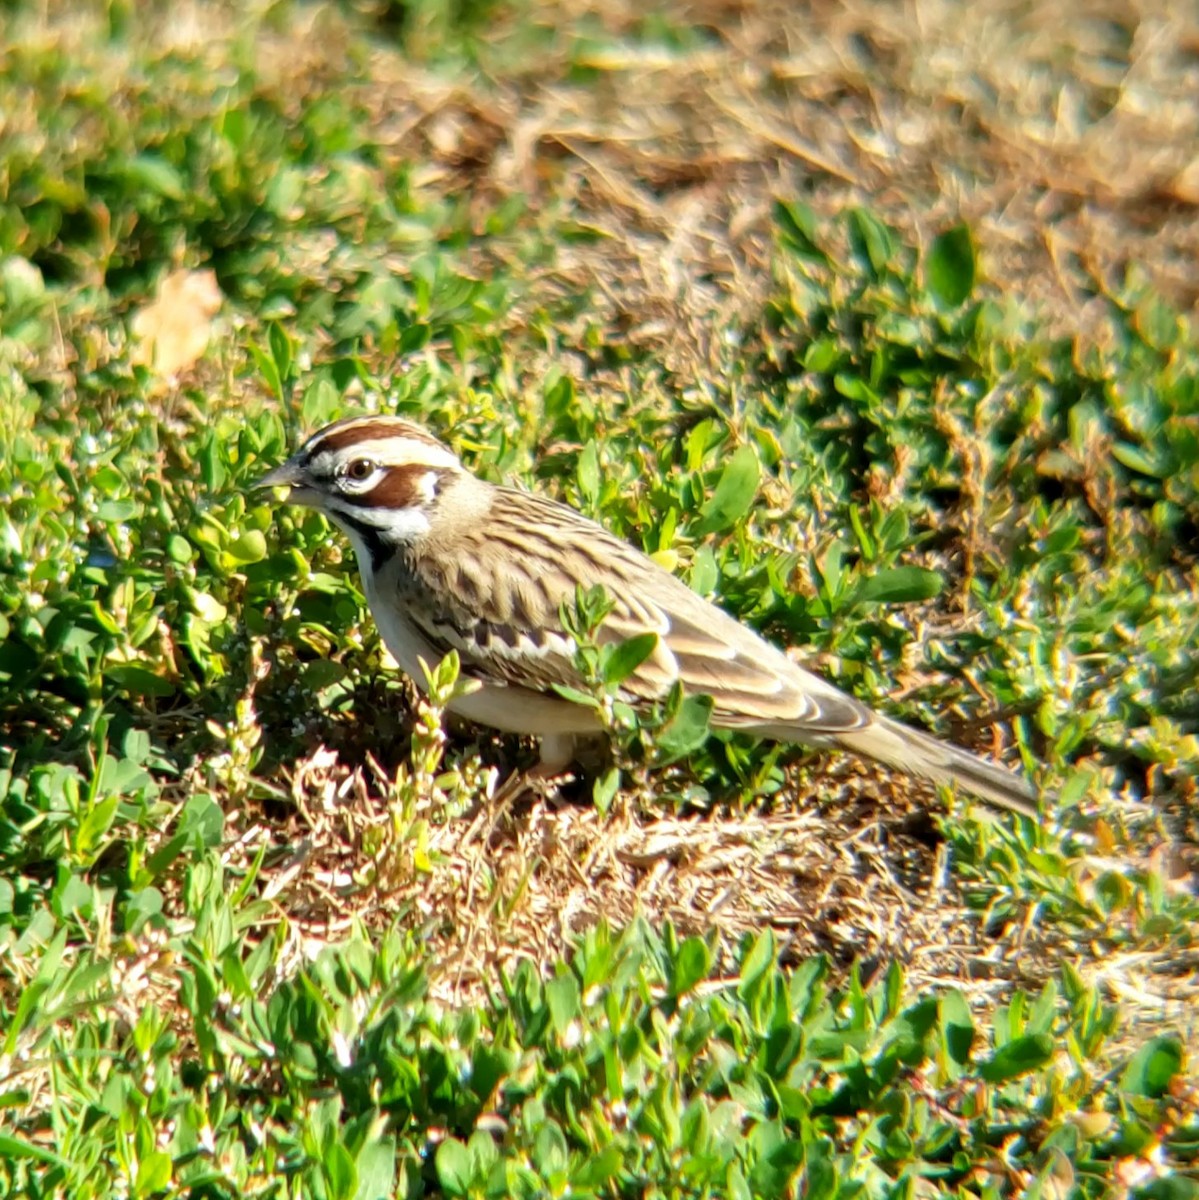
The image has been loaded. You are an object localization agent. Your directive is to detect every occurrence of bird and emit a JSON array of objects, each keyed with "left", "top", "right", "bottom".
[{"left": 254, "top": 414, "right": 1040, "bottom": 818}]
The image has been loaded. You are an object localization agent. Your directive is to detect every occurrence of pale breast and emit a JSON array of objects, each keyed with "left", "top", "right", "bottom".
[
  {"left": 446, "top": 681, "right": 602, "bottom": 735},
  {"left": 364, "top": 561, "right": 442, "bottom": 687}
]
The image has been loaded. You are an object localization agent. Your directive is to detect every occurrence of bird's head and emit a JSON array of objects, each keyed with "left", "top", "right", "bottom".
[{"left": 255, "top": 415, "right": 462, "bottom": 553}]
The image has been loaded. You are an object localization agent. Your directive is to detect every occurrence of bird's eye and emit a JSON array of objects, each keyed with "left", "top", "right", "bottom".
[{"left": 345, "top": 458, "right": 375, "bottom": 482}]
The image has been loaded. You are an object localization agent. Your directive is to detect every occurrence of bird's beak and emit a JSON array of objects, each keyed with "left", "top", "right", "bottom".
[{"left": 253, "top": 459, "right": 305, "bottom": 495}]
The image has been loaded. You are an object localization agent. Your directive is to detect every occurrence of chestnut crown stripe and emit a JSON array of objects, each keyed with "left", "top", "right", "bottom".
[{"left": 306, "top": 417, "right": 454, "bottom": 460}]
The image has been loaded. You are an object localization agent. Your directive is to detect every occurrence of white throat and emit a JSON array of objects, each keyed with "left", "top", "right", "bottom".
[{"left": 332, "top": 507, "right": 431, "bottom": 567}]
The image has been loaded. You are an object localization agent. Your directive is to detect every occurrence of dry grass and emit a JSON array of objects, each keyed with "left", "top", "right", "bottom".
[
  {"left": 28, "top": 0, "right": 1199, "bottom": 321},
  {"left": 191, "top": 726, "right": 1192, "bottom": 1057},
  {"left": 287, "top": 0, "right": 1199, "bottom": 338}
]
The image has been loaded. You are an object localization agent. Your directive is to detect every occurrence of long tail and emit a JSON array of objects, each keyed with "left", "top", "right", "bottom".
[{"left": 835, "top": 715, "right": 1039, "bottom": 819}]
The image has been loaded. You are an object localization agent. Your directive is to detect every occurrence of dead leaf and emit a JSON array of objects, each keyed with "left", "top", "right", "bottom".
[{"left": 131, "top": 267, "right": 223, "bottom": 380}]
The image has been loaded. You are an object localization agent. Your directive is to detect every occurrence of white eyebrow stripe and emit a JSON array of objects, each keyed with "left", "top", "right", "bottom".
[{"left": 341, "top": 437, "right": 460, "bottom": 470}]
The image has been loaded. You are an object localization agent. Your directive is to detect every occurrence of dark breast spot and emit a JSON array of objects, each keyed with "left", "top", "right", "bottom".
[{"left": 334, "top": 517, "right": 390, "bottom": 571}]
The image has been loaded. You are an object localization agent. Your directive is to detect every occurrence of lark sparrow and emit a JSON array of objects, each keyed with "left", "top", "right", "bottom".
[{"left": 255, "top": 415, "right": 1039, "bottom": 817}]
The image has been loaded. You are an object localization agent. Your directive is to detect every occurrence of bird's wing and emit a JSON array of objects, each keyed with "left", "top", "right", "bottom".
[
  {"left": 603, "top": 565, "right": 875, "bottom": 735},
  {"left": 400, "top": 485, "right": 874, "bottom": 738}
]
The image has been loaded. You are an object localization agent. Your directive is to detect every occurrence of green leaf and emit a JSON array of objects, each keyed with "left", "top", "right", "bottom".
[
  {"left": 818, "top": 540, "right": 845, "bottom": 604},
  {"left": 107, "top": 664, "right": 176, "bottom": 698},
  {"left": 669, "top": 937, "right": 711, "bottom": 998},
  {"left": 198, "top": 435, "right": 228, "bottom": 492},
  {"left": 773, "top": 200, "right": 829, "bottom": 265},
  {"left": 181, "top": 792, "right": 225, "bottom": 846},
  {"left": 601, "top": 632, "right": 657, "bottom": 689},
  {"left": 435, "top": 1138, "right": 471, "bottom": 1197},
  {"left": 801, "top": 1135, "right": 837, "bottom": 1200},
  {"left": 738, "top": 929, "right": 776, "bottom": 1001},
  {"left": 533, "top": 1121, "right": 568, "bottom": 1177},
  {"left": 544, "top": 374, "right": 577, "bottom": 423},
  {"left": 835, "top": 372, "right": 880, "bottom": 407},
  {"left": 577, "top": 440, "right": 600, "bottom": 505},
  {"left": 551, "top": 684, "right": 602, "bottom": 709},
  {"left": 51, "top": 871, "right": 94, "bottom": 922},
  {"left": 399, "top": 322, "right": 431, "bottom": 353},
  {"left": 74, "top": 795, "right": 120, "bottom": 862},
  {"left": 979, "top": 1033, "right": 1054, "bottom": 1082},
  {"left": 1, "top": 256, "right": 46, "bottom": 311},
  {"left": 572, "top": 1145, "right": 622, "bottom": 1189},
  {"left": 134, "top": 1149, "right": 172, "bottom": 1198},
  {"left": 353, "top": 1133, "right": 396, "bottom": 1200},
  {"left": 1121, "top": 1036, "right": 1183, "bottom": 1099},
  {"left": 97, "top": 498, "right": 139, "bottom": 522},
  {"left": 546, "top": 972, "right": 580, "bottom": 1037},
  {"left": 1135, "top": 1179, "right": 1199, "bottom": 1200},
  {"left": 693, "top": 445, "right": 760, "bottom": 537},
  {"left": 268, "top": 322, "right": 293, "bottom": 384},
  {"left": 249, "top": 342, "right": 283, "bottom": 402},
  {"left": 749, "top": 1121, "right": 805, "bottom": 1195},
  {"left": 423, "top": 648, "right": 462, "bottom": 696},
  {"left": 848, "top": 506, "right": 874, "bottom": 560},
  {"left": 1027, "top": 979, "right": 1057, "bottom": 1036},
  {"left": 689, "top": 545, "right": 718, "bottom": 594},
  {"left": 854, "top": 566, "right": 943, "bottom": 606},
  {"left": 324, "top": 1142, "right": 357, "bottom": 1200},
  {"left": 0, "top": 1135, "right": 70, "bottom": 1168},
  {"left": 466, "top": 1130, "right": 498, "bottom": 1181},
  {"left": 1112, "top": 441, "right": 1168, "bottom": 478},
  {"left": 848, "top": 207, "right": 895, "bottom": 277},
  {"left": 592, "top": 767, "right": 620, "bottom": 816},
  {"left": 166, "top": 533, "right": 193, "bottom": 563},
  {"left": 123, "top": 154, "right": 184, "bottom": 200},
  {"left": 302, "top": 376, "right": 342, "bottom": 427},
  {"left": 227, "top": 530, "right": 268, "bottom": 564},
  {"left": 940, "top": 989, "right": 975, "bottom": 1068},
  {"left": 925, "top": 224, "right": 976, "bottom": 306},
  {"left": 803, "top": 337, "right": 842, "bottom": 373},
  {"left": 654, "top": 693, "right": 713, "bottom": 762},
  {"left": 124, "top": 888, "right": 164, "bottom": 933}
]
